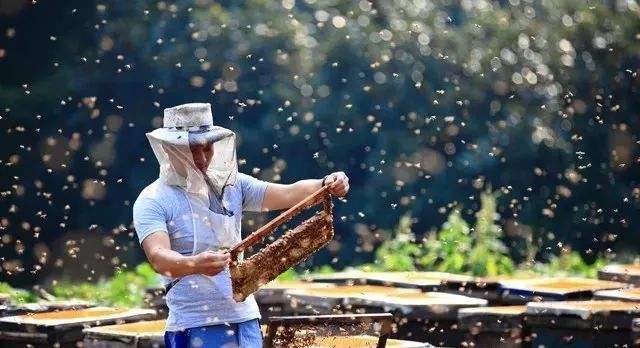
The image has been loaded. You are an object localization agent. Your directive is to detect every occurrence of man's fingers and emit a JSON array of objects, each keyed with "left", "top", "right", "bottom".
[
  {"left": 331, "top": 178, "right": 347, "bottom": 189},
  {"left": 204, "top": 260, "right": 229, "bottom": 271},
  {"left": 203, "top": 251, "right": 230, "bottom": 262},
  {"left": 329, "top": 182, "right": 349, "bottom": 196},
  {"left": 208, "top": 260, "right": 229, "bottom": 268},
  {"left": 325, "top": 172, "right": 349, "bottom": 196}
]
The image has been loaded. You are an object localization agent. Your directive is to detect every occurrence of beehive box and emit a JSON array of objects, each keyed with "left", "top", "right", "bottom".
[
  {"left": 256, "top": 280, "right": 336, "bottom": 317},
  {"left": 308, "top": 271, "right": 384, "bottom": 285},
  {"left": 285, "top": 285, "right": 422, "bottom": 314},
  {"left": 598, "top": 264, "right": 640, "bottom": 285},
  {"left": 349, "top": 292, "right": 486, "bottom": 347},
  {"left": 360, "top": 272, "right": 469, "bottom": 292},
  {"left": 594, "top": 287, "right": 640, "bottom": 302},
  {"left": 83, "top": 319, "right": 165, "bottom": 348},
  {"left": 526, "top": 300, "right": 640, "bottom": 347},
  {"left": 1, "top": 299, "right": 94, "bottom": 317},
  {"left": 0, "top": 306, "right": 156, "bottom": 348},
  {"left": 439, "top": 276, "right": 513, "bottom": 305},
  {"left": 143, "top": 286, "right": 168, "bottom": 319},
  {"left": 458, "top": 306, "right": 529, "bottom": 348},
  {"left": 499, "top": 277, "right": 627, "bottom": 304},
  {"left": 0, "top": 293, "right": 9, "bottom": 306},
  {"left": 265, "top": 313, "right": 394, "bottom": 347},
  {"left": 307, "top": 334, "right": 435, "bottom": 347},
  {"left": 308, "top": 271, "right": 468, "bottom": 293}
]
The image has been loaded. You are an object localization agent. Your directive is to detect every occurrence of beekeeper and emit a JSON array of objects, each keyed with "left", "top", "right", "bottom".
[{"left": 133, "top": 103, "right": 349, "bottom": 348}]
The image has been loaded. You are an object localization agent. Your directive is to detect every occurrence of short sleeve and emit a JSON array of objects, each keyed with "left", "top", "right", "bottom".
[
  {"left": 133, "top": 195, "right": 168, "bottom": 244},
  {"left": 238, "top": 172, "right": 268, "bottom": 212}
]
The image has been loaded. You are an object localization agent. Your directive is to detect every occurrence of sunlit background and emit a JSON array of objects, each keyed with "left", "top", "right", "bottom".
[{"left": 1, "top": 0, "right": 639, "bottom": 297}]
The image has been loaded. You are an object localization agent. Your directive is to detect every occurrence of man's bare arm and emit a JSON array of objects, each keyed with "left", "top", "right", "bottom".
[
  {"left": 141, "top": 231, "right": 229, "bottom": 278},
  {"left": 261, "top": 171, "right": 349, "bottom": 211}
]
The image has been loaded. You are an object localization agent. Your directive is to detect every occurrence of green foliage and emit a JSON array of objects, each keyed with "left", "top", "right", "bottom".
[
  {"left": 0, "top": 283, "right": 38, "bottom": 304},
  {"left": 419, "top": 193, "right": 515, "bottom": 276},
  {"left": 530, "top": 250, "right": 607, "bottom": 278},
  {"left": 373, "top": 215, "right": 423, "bottom": 271},
  {"left": 312, "top": 265, "right": 337, "bottom": 274},
  {"left": 276, "top": 268, "right": 299, "bottom": 281},
  {"left": 363, "top": 192, "right": 622, "bottom": 277},
  {"left": 467, "top": 193, "right": 516, "bottom": 277},
  {"left": 370, "top": 193, "right": 515, "bottom": 275},
  {"left": 51, "top": 263, "right": 160, "bottom": 308},
  {"left": 420, "top": 209, "right": 472, "bottom": 274}
]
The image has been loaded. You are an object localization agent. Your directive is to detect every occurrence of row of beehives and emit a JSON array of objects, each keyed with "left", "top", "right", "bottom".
[
  {"left": 0, "top": 286, "right": 431, "bottom": 347},
  {"left": 0, "top": 303, "right": 429, "bottom": 347},
  {"left": 0, "top": 263, "right": 638, "bottom": 348},
  {"left": 247, "top": 264, "right": 640, "bottom": 348}
]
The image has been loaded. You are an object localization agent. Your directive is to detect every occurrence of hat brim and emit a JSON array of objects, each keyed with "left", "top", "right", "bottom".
[{"left": 146, "top": 126, "right": 235, "bottom": 147}]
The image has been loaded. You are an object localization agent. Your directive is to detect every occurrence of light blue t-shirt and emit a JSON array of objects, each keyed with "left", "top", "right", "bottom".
[{"left": 133, "top": 172, "right": 268, "bottom": 331}]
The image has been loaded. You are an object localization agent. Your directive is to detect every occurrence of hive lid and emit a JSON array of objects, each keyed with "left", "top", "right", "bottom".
[
  {"left": 262, "top": 280, "right": 336, "bottom": 290},
  {"left": 286, "top": 285, "right": 422, "bottom": 299},
  {"left": 364, "top": 272, "right": 471, "bottom": 287},
  {"left": 307, "top": 271, "right": 377, "bottom": 283},
  {"left": 308, "top": 271, "right": 472, "bottom": 287},
  {"left": 598, "top": 264, "right": 640, "bottom": 285},
  {"left": 526, "top": 300, "right": 640, "bottom": 319},
  {"left": 83, "top": 319, "right": 165, "bottom": 339},
  {"left": 0, "top": 307, "right": 156, "bottom": 327},
  {"left": 348, "top": 292, "right": 487, "bottom": 320},
  {"left": 2, "top": 299, "right": 95, "bottom": 315},
  {"left": 355, "top": 291, "right": 487, "bottom": 307},
  {"left": 500, "top": 277, "right": 627, "bottom": 295},
  {"left": 594, "top": 288, "right": 640, "bottom": 301},
  {"left": 310, "top": 334, "right": 433, "bottom": 347},
  {"left": 458, "top": 305, "right": 527, "bottom": 318},
  {"left": 599, "top": 264, "right": 640, "bottom": 277}
]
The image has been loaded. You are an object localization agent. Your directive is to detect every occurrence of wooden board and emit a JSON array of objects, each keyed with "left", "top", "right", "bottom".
[
  {"left": 83, "top": 319, "right": 164, "bottom": 337},
  {"left": 594, "top": 288, "right": 640, "bottom": 302},
  {"left": 526, "top": 300, "right": 640, "bottom": 319},
  {"left": 598, "top": 264, "right": 640, "bottom": 285},
  {"left": 349, "top": 292, "right": 487, "bottom": 320},
  {"left": 439, "top": 275, "right": 528, "bottom": 305},
  {"left": 360, "top": 272, "right": 467, "bottom": 291},
  {"left": 258, "top": 281, "right": 338, "bottom": 317},
  {"left": 499, "top": 277, "right": 627, "bottom": 299},
  {"left": 458, "top": 306, "right": 528, "bottom": 332},
  {"left": 285, "top": 285, "right": 422, "bottom": 312},
  {"left": 84, "top": 319, "right": 165, "bottom": 338},
  {"left": 526, "top": 300, "right": 640, "bottom": 346},
  {"left": 459, "top": 305, "right": 527, "bottom": 317},
  {"left": 310, "top": 334, "right": 432, "bottom": 347},
  {"left": 0, "top": 307, "right": 156, "bottom": 332},
  {"left": 257, "top": 281, "right": 336, "bottom": 305},
  {"left": 309, "top": 271, "right": 471, "bottom": 290},
  {"left": 83, "top": 320, "right": 165, "bottom": 348},
  {"left": 265, "top": 313, "right": 395, "bottom": 347},
  {"left": 307, "top": 271, "right": 374, "bottom": 285},
  {"left": 1, "top": 299, "right": 95, "bottom": 317}
]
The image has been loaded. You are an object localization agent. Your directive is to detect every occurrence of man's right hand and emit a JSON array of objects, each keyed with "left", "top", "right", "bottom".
[
  {"left": 192, "top": 250, "right": 231, "bottom": 276},
  {"left": 142, "top": 232, "right": 231, "bottom": 278}
]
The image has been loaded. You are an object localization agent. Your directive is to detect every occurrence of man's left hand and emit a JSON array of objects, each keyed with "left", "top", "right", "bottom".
[{"left": 324, "top": 171, "right": 349, "bottom": 197}]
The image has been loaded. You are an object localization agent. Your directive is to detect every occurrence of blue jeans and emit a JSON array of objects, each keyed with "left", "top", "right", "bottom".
[{"left": 164, "top": 319, "right": 262, "bottom": 348}]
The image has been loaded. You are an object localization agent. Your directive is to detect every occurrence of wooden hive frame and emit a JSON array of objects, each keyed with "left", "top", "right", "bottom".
[
  {"left": 264, "top": 313, "right": 394, "bottom": 348},
  {"left": 229, "top": 186, "right": 334, "bottom": 302}
]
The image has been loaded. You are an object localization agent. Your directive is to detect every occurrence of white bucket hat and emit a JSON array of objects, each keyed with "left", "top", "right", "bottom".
[{"left": 146, "top": 103, "right": 238, "bottom": 210}]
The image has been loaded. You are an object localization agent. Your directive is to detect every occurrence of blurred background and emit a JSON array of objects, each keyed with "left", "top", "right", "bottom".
[{"left": 0, "top": 0, "right": 639, "bottom": 295}]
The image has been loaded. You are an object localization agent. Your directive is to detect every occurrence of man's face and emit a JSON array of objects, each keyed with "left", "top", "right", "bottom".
[{"left": 189, "top": 142, "right": 214, "bottom": 172}]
